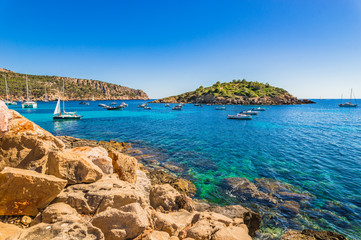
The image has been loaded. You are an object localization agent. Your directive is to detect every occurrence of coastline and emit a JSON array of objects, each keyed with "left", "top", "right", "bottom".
[{"left": 0, "top": 101, "right": 348, "bottom": 240}]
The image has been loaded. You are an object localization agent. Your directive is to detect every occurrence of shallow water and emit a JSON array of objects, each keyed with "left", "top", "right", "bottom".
[{"left": 13, "top": 99, "right": 361, "bottom": 239}]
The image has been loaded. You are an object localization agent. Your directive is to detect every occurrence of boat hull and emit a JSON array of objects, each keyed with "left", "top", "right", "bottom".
[
  {"left": 53, "top": 115, "right": 82, "bottom": 120},
  {"left": 22, "top": 103, "right": 37, "bottom": 108},
  {"left": 339, "top": 104, "right": 358, "bottom": 107}
]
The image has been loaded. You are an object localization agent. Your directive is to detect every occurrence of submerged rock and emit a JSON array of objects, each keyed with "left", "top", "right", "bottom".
[
  {"left": 282, "top": 229, "right": 347, "bottom": 240},
  {"left": 0, "top": 167, "right": 67, "bottom": 216}
]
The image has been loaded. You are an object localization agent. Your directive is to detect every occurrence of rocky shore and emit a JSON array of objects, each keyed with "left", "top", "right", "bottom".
[{"left": 0, "top": 101, "right": 346, "bottom": 240}]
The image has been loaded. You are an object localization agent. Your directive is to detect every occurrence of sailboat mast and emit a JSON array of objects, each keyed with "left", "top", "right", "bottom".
[
  {"left": 26, "top": 74, "right": 29, "bottom": 102},
  {"left": 63, "top": 78, "right": 65, "bottom": 112},
  {"left": 5, "top": 75, "right": 9, "bottom": 101},
  {"left": 350, "top": 88, "right": 353, "bottom": 103}
]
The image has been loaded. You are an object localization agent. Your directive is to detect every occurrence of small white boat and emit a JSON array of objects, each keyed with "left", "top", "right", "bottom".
[
  {"left": 53, "top": 78, "right": 82, "bottom": 120},
  {"left": 22, "top": 75, "right": 37, "bottom": 108},
  {"left": 120, "top": 102, "right": 128, "bottom": 107},
  {"left": 98, "top": 103, "right": 107, "bottom": 107},
  {"left": 339, "top": 89, "right": 358, "bottom": 107},
  {"left": 44, "top": 88, "right": 49, "bottom": 102},
  {"left": 227, "top": 113, "right": 252, "bottom": 120},
  {"left": 252, "top": 107, "right": 265, "bottom": 111},
  {"left": 240, "top": 110, "right": 258, "bottom": 115},
  {"left": 91, "top": 95, "right": 95, "bottom": 101},
  {"left": 144, "top": 106, "right": 151, "bottom": 110},
  {"left": 172, "top": 104, "right": 182, "bottom": 110},
  {"left": 138, "top": 103, "right": 147, "bottom": 108},
  {"left": 165, "top": 104, "right": 170, "bottom": 107},
  {"left": 3, "top": 75, "right": 17, "bottom": 105},
  {"left": 215, "top": 106, "right": 226, "bottom": 110}
]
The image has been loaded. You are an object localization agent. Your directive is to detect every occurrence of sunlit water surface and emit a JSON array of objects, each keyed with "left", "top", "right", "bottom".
[{"left": 13, "top": 99, "right": 361, "bottom": 239}]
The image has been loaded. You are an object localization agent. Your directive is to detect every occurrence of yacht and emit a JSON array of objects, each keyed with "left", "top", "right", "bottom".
[
  {"left": 53, "top": 79, "right": 82, "bottom": 120},
  {"left": 165, "top": 103, "right": 170, "bottom": 107},
  {"left": 138, "top": 103, "right": 147, "bottom": 108},
  {"left": 252, "top": 107, "right": 266, "bottom": 111},
  {"left": 3, "top": 75, "right": 17, "bottom": 105},
  {"left": 227, "top": 113, "right": 252, "bottom": 120},
  {"left": 172, "top": 104, "right": 183, "bottom": 110},
  {"left": 240, "top": 110, "right": 258, "bottom": 115},
  {"left": 79, "top": 101, "right": 90, "bottom": 106},
  {"left": 44, "top": 88, "right": 49, "bottom": 102},
  {"left": 215, "top": 106, "right": 226, "bottom": 110},
  {"left": 339, "top": 89, "right": 358, "bottom": 107},
  {"left": 22, "top": 75, "right": 37, "bottom": 108}
]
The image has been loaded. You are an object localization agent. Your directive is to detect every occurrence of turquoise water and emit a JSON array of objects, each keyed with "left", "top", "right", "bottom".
[{"left": 11, "top": 100, "right": 361, "bottom": 239}]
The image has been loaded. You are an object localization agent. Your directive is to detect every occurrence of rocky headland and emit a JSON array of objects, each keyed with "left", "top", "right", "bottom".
[
  {"left": 0, "top": 101, "right": 345, "bottom": 240},
  {"left": 151, "top": 80, "right": 315, "bottom": 105},
  {"left": 0, "top": 68, "right": 148, "bottom": 101}
]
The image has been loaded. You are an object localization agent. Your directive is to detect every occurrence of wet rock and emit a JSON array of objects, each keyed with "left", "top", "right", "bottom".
[
  {"left": 162, "top": 162, "right": 184, "bottom": 173},
  {"left": 0, "top": 167, "right": 67, "bottom": 216},
  {"left": 0, "top": 109, "right": 64, "bottom": 173},
  {"left": 212, "top": 226, "right": 252, "bottom": 240},
  {"left": 282, "top": 229, "right": 347, "bottom": 240},
  {"left": 11, "top": 220, "right": 104, "bottom": 240},
  {"left": 68, "top": 146, "right": 113, "bottom": 174},
  {"left": 98, "top": 140, "right": 131, "bottom": 152},
  {"left": 150, "top": 184, "right": 193, "bottom": 212},
  {"left": 193, "top": 203, "right": 261, "bottom": 236},
  {"left": 54, "top": 175, "right": 148, "bottom": 215},
  {"left": 223, "top": 177, "right": 277, "bottom": 204},
  {"left": 57, "top": 136, "right": 98, "bottom": 149},
  {"left": 279, "top": 201, "right": 300, "bottom": 216},
  {"left": 109, "top": 149, "right": 138, "bottom": 183},
  {"left": 149, "top": 170, "right": 197, "bottom": 197},
  {"left": 46, "top": 150, "right": 103, "bottom": 184},
  {"left": 91, "top": 203, "right": 150, "bottom": 240}
]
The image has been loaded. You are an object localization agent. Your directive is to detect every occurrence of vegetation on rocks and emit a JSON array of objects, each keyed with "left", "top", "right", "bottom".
[
  {"left": 0, "top": 67, "right": 148, "bottom": 101},
  {"left": 152, "top": 79, "right": 315, "bottom": 105}
]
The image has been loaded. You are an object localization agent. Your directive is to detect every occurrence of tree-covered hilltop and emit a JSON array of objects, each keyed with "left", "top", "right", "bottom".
[
  {"left": 0, "top": 68, "right": 148, "bottom": 101},
  {"left": 152, "top": 79, "right": 314, "bottom": 105}
]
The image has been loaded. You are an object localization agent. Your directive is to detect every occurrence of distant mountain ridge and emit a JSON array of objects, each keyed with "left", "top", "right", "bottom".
[
  {"left": 152, "top": 79, "right": 314, "bottom": 105},
  {"left": 0, "top": 68, "right": 148, "bottom": 101}
]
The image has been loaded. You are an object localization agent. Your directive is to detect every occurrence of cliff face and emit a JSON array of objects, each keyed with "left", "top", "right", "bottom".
[
  {"left": 0, "top": 68, "right": 149, "bottom": 101},
  {"left": 152, "top": 79, "right": 315, "bottom": 105}
]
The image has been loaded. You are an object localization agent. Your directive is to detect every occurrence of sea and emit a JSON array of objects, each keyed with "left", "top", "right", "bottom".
[{"left": 11, "top": 99, "right": 361, "bottom": 239}]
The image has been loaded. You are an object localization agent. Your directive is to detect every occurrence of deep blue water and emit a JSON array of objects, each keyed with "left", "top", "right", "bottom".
[{"left": 10, "top": 99, "right": 361, "bottom": 239}]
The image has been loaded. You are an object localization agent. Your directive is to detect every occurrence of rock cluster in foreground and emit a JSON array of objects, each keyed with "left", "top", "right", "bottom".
[{"left": 0, "top": 101, "right": 345, "bottom": 240}]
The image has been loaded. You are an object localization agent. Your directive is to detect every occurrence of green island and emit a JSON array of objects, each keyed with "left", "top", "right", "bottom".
[
  {"left": 152, "top": 79, "right": 314, "bottom": 105},
  {"left": 0, "top": 68, "right": 148, "bottom": 101}
]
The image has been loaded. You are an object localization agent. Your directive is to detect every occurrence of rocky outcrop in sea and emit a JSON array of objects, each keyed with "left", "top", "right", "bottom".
[{"left": 0, "top": 101, "right": 346, "bottom": 240}]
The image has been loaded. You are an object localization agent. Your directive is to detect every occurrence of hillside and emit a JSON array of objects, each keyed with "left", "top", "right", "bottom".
[
  {"left": 0, "top": 68, "right": 148, "bottom": 101},
  {"left": 152, "top": 79, "right": 314, "bottom": 105}
]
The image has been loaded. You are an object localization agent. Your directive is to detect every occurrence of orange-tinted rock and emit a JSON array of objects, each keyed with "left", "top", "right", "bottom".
[{"left": 109, "top": 149, "right": 137, "bottom": 183}]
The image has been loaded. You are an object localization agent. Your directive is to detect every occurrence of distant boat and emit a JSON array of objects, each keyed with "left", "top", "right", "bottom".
[
  {"left": 138, "top": 103, "right": 147, "bottom": 108},
  {"left": 194, "top": 103, "right": 202, "bottom": 107},
  {"left": 215, "top": 106, "right": 226, "bottom": 110},
  {"left": 106, "top": 106, "right": 123, "bottom": 110},
  {"left": 22, "top": 75, "right": 37, "bottom": 108},
  {"left": 111, "top": 102, "right": 117, "bottom": 106},
  {"left": 53, "top": 78, "right": 82, "bottom": 120},
  {"left": 44, "top": 88, "right": 49, "bottom": 102},
  {"left": 240, "top": 110, "right": 258, "bottom": 115},
  {"left": 144, "top": 106, "right": 151, "bottom": 110},
  {"left": 120, "top": 102, "right": 128, "bottom": 107},
  {"left": 172, "top": 104, "right": 182, "bottom": 110},
  {"left": 252, "top": 107, "right": 266, "bottom": 111},
  {"left": 91, "top": 95, "right": 95, "bottom": 101},
  {"left": 3, "top": 75, "right": 17, "bottom": 105},
  {"left": 98, "top": 103, "right": 108, "bottom": 108},
  {"left": 165, "top": 103, "right": 170, "bottom": 107},
  {"left": 79, "top": 101, "right": 90, "bottom": 106},
  {"left": 227, "top": 113, "right": 252, "bottom": 120},
  {"left": 339, "top": 89, "right": 358, "bottom": 108}
]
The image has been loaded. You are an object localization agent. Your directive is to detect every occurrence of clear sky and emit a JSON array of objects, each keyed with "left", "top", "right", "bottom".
[{"left": 1, "top": 0, "right": 361, "bottom": 99}]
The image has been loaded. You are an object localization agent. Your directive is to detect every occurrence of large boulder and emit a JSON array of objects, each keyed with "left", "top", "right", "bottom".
[
  {"left": 68, "top": 146, "right": 113, "bottom": 174},
  {"left": 153, "top": 210, "right": 195, "bottom": 236},
  {"left": 8, "top": 220, "right": 104, "bottom": 240},
  {"left": 39, "top": 202, "right": 82, "bottom": 224},
  {"left": 91, "top": 203, "right": 150, "bottom": 240},
  {"left": 212, "top": 226, "right": 252, "bottom": 240},
  {"left": 108, "top": 149, "right": 138, "bottom": 183},
  {"left": 0, "top": 167, "right": 67, "bottom": 216},
  {"left": 0, "top": 222, "right": 22, "bottom": 240},
  {"left": 150, "top": 184, "right": 193, "bottom": 212},
  {"left": 194, "top": 203, "right": 261, "bottom": 236},
  {"left": 46, "top": 150, "right": 103, "bottom": 184},
  {"left": 54, "top": 175, "right": 148, "bottom": 215},
  {"left": 0, "top": 108, "right": 64, "bottom": 173}
]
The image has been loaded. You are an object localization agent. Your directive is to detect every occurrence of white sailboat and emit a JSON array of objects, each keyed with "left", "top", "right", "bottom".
[
  {"left": 22, "top": 75, "right": 37, "bottom": 108},
  {"left": 339, "top": 89, "right": 358, "bottom": 107},
  {"left": 4, "top": 75, "right": 17, "bottom": 105},
  {"left": 91, "top": 95, "right": 95, "bottom": 101},
  {"left": 53, "top": 78, "right": 82, "bottom": 120}
]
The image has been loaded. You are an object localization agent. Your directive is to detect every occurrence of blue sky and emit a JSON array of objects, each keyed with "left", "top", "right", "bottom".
[{"left": 1, "top": 0, "right": 361, "bottom": 99}]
